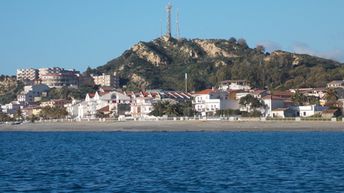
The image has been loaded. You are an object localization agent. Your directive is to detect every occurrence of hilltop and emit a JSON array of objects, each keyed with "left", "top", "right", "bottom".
[{"left": 90, "top": 36, "right": 344, "bottom": 91}]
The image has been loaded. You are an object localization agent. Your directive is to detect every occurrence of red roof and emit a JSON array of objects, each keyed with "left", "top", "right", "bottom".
[
  {"left": 88, "top": 93, "right": 95, "bottom": 98},
  {"left": 194, "top": 89, "right": 215, "bottom": 95},
  {"left": 97, "top": 105, "right": 110, "bottom": 113}
]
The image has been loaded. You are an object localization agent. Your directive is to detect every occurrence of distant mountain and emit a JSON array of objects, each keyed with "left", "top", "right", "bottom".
[{"left": 93, "top": 36, "right": 344, "bottom": 91}]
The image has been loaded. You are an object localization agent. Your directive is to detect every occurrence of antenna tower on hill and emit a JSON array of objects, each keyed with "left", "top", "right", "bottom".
[{"left": 166, "top": 2, "right": 172, "bottom": 37}]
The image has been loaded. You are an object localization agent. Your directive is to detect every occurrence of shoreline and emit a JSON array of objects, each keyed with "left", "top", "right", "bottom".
[{"left": 1, "top": 120, "right": 344, "bottom": 132}]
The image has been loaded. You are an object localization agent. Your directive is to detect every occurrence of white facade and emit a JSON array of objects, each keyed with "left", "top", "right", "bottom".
[
  {"left": 17, "top": 84, "right": 49, "bottom": 103},
  {"left": 91, "top": 72, "right": 119, "bottom": 88},
  {"left": 193, "top": 89, "right": 238, "bottom": 116},
  {"left": 16, "top": 68, "right": 39, "bottom": 81},
  {"left": 68, "top": 91, "right": 131, "bottom": 119},
  {"left": 131, "top": 97, "right": 157, "bottom": 117},
  {"left": 39, "top": 67, "right": 79, "bottom": 88},
  {"left": 327, "top": 80, "right": 344, "bottom": 88},
  {"left": 263, "top": 95, "right": 285, "bottom": 117},
  {"left": 293, "top": 105, "right": 327, "bottom": 117},
  {"left": 219, "top": 80, "right": 251, "bottom": 91}
]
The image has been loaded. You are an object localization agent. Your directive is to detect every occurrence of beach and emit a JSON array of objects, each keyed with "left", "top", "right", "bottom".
[{"left": 1, "top": 120, "right": 344, "bottom": 132}]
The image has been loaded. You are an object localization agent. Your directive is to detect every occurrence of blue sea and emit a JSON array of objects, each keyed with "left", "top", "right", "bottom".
[{"left": 1, "top": 131, "right": 344, "bottom": 192}]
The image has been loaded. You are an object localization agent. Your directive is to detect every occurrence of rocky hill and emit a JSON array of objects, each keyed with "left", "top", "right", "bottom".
[
  {"left": 93, "top": 36, "right": 344, "bottom": 91},
  {"left": 0, "top": 76, "right": 23, "bottom": 104}
]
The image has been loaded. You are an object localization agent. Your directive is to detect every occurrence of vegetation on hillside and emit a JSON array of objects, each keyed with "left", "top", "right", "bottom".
[{"left": 92, "top": 37, "right": 343, "bottom": 91}]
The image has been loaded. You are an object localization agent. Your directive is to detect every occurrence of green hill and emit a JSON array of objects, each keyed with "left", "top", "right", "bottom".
[{"left": 93, "top": 36, "right": 344, "bottom": 91}]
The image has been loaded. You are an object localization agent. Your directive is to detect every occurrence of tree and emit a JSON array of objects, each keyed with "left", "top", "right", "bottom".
[
  {"left": 39, "top": 106, "right": 68, "bottom": 119},
  {"left": 237, "top": 38, "right": 248, "bottom": 48},
  {"left": 324, "top": 88, "right": 338, "bottom": 102},
  {"left": 291, "top": 90, "right": 307, "bottom": 105},
  {"left": 239, "top": 94, "right": 266, "bottom": 112},
  {"left": 149, "top": 101, "right": 195, "bottom": 117},
  {"left": 256, "top": 45, "right": 265, "bottom": 53}
]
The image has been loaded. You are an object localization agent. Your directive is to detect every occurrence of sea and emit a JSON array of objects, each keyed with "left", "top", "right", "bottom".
[{"left": 1, "top": 131, "right": 344, "bottom": 192}]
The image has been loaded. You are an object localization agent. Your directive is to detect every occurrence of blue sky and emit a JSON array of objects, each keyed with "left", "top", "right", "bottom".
[{"left": 1, "top": 0, "right": 344, "bottom": 75}]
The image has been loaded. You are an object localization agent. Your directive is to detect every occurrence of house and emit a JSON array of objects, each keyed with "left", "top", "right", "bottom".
[
  {"left": 71, "top": 91, "right": 132, "bottom": 119},
  {"left": 17, "top": 84, "right": 49, "bottom": 103},
  {"left": 271, "top": 108, "right": 297, "bottom": 118},
  {"left": 262, "top": 95, "right": 286, "bottom": 117},
  {"left": 1, "top": 101, "right": 25, "bottom": 115},
  {"left": 192, "top": 88, "right": 237, "bottom": 116},
  {"left": 131, "top": 97, "right": 157, "bottom": 117},
  {"left": 219, "top": 80, "right": 251, "bottom": 91},
  {"left": 292, "top": 104, "right": 328, "bottom": 117},
  {"left": 327, "top": 80, "right": 344, "bottom": 88}
]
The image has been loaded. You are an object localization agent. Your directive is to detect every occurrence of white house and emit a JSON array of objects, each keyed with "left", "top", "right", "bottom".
[
  {"left": 327, "top": 80, "right": 344, "bottom": 88},
  {"left": 17, "top": 84, "right": 49, "bottom": 103},
  {"left": 192, "top": 89, "right": 238, "bottom": 116},
  {"left": 219, "top": 80, "right": 251, "bottom": 91},
  {"left": 293, "top": 105, "right": 328, "bottom": 117},
  {"left": 68, "top": 91, "right": 132, "bottom": 119},
  {"left": 131, "top": 97, "right": 157, "bottom": 117},
  {"left": 262, "top": 95, "right": 286, "bottom": 117}
]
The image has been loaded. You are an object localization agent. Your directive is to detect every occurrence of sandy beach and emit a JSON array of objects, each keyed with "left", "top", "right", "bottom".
[{"left": 1, "top": 120, "right": 344, "bottom": 132}]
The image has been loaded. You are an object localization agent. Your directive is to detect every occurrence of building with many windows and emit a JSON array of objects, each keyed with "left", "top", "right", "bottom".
[
  {"left": 38, "top": 67, "right": 80, "bottom": 88},
  {"left": 16, "top": 68, "right": 39, "bottom": 82},
  {"left": 91, "top": 72, "right": 119, "bottom": 88}
]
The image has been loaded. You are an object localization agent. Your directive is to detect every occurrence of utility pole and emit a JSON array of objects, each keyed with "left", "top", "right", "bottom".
[{"left": 185, "top": 73, "right": 188, "bottom": 92}]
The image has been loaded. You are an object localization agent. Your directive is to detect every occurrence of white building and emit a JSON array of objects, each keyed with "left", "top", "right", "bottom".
[
  {"left": 192, "top": 89, "right": 239, "bottom": 116},
  {"left": 17, "top": 84, "right": 49, "bottom": 103},
  {"left": 219, "top": 80, "right": 251, "bottom": 91},
  {"left": 67, "top": 91, "right": 131, "bottom": 119},
  {"left": 262, "top": 95, "right": 286, "bottom": 117},
  {"left": 130, "top": 97, "right": 157, "bottom": 117},
  {"left": 16, "top": 68, "right": 38, "bottom": 81},
  {"left": 91, "top": 72, "right": 119, "bottom": 88},
  {"left": 39, "top": 67, "right": 80, "bottom": 88},
  {"left": 327, "top": 80, "right": 344, "bottom": 88},
  {"left": 293, "top": 105, "right": 328, "bottom": 117}
]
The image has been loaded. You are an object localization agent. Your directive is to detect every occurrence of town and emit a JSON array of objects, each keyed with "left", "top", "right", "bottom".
[{"left": 0, "top": 66, "right": 343, "bottom": 123}]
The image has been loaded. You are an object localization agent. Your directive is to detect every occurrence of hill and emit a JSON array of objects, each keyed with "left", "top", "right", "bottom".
[
  {"left": 92, "top": 36, "right": 344, "bottom": 91},
  {"left": 0, "top": 76, "right": 24, "bottom": 104}
]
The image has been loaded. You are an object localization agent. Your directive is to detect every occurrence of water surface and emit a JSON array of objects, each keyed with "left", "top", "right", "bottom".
[{"left": 1, "top": 131, "right": 344, "bottom": 192}]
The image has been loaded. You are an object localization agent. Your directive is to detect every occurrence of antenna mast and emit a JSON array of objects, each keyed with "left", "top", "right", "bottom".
[
  {"left": 176, "top": 9, "right": 180, "bottom": 39},
  {"left": 166, "top": 2, "right": 172, "bottom": 37}
]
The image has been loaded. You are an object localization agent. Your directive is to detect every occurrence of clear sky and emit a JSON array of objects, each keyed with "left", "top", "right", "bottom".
[{"left": 1, "top": 0, "right": 344, "bottom": 75}]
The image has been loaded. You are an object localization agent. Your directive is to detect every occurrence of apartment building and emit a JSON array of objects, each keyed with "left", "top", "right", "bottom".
[{"left": 91, "top": 72, "right": 119, "bottom": 88}]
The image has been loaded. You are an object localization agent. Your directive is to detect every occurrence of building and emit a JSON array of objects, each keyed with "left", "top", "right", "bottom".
[
  {"left": 292, "top": 105, "right": 328, "bottom": 117},
  {"left": 192, "top": 88, "right": 238, "bottom": 116},
  {"left": 219, "top": 80, "right": 251, "bottom": 91},
  {"left": 262, "top": 95, "right": 286, "bottom": 117},
  {"left": 91, "top": 72, "right": 119, "bottom": 88},
  {"left": 327, "top": 80, "right": 344, "bottom": 88},
  {"left": 17, "top": 84, "right": 49, "bottom": 103},
  {"left": 130, "top": 97, "right": 157, "bottom": 117},
  {"left": 39, "top": 67, "right": 80, "bottom": 88},
  {"left": 40, "top": 99, "right": 69, "bottom": 108},
  {"left": 16, "top": 68, "right": 39, "bottom": 82}
]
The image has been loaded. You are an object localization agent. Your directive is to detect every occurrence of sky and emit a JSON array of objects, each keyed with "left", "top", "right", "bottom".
[{"left": 1, "top": 0, "right": 344, "bottom": 75}]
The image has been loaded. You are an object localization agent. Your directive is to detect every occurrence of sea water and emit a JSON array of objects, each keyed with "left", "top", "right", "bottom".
[{"left": 1, "top": 131, "right": 344, "bottom": 192}]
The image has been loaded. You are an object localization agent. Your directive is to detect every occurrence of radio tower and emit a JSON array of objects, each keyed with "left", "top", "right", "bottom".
[
  {"left": 166, "top": 3, "right": 172, "bottom": 37},
  {"left": 176, "top": 9, "right": 180, "bottom": 39}
]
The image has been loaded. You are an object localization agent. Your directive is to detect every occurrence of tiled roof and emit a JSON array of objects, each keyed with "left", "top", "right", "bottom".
[{"left": 194, "top": 89, "right": 215, "bottom": 95}]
